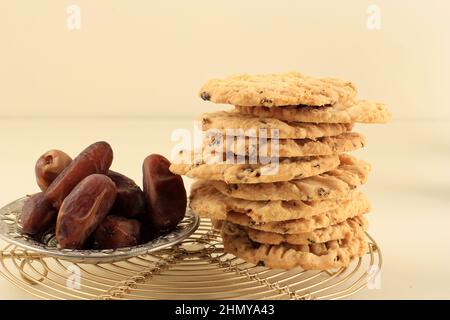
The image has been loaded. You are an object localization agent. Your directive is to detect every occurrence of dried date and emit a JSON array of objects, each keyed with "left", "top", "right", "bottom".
[
  {"left": 56, "top": 174, "right": 117, "bottom": 249},
  {"left": 45, "top": 141, "right": 113, "bottom": 208},
  {"left": 94, "top": 215, "right": 141, "bottom": 249},
  {"left": 107, "top": 171, "right": 146, "bottom": 218},
  {"left": 21, "top": 192, "right": 57, "bottom": 235},
  {"left": 35, "top": 150, "right": 72, "bottom": 192},
  {"left": 142, "top": 154, "right": 187, "bottom": 231}
]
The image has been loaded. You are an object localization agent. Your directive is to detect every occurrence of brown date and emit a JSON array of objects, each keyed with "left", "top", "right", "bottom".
[
  {"left": 94, "top": 215, "right": 141, "bottom": 249},
  {"left": 143, "top": 154, "right": 187, "bottom": 231},
  {"left": 35, "top": 150, "right": 72, "bottom": 192},
  {"left": 45, "top": 141, "right": 113, "bottom": 208},
  {"left": 107, "top": 171, "right": 146, "bottom": 218},
  {"left": 21, "top": 192, "right": 57, "bottom": 235},
  {"left": 56, "top": 174, "right": 117, "bottom": 249}
]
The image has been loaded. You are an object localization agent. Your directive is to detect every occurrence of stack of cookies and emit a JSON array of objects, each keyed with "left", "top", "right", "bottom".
[{"left": 170, "top": 72, "right": 390, "bottom": 270}]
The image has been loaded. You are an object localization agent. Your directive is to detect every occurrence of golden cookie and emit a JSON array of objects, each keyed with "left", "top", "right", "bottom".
[
  {"left": 199, "top": 72, "right": 357, "bottom": 107},
  {"left": 225, "top": 194, "right": 370, "bottom": 234},
  {"left": 189, "top": 180, "right": 360, "bottom": 222},
  {"left": 242, "top": 216, "right": 368, "bottom": 245},
  {"left": 235, "top": 100, "right": 390, "bottom": 124},
  {"left": 170, "top": 150, "right": 339, "bottom": 183},
  {"left": 200, "top": 111, "right": 353, "bottom": 139},
  {"left": 204, "top": 132, "right": 366, "bottom": 158},
  {"left": 211, "top": 154, "right": 370, "bottom": 201},
  {"left": 222, "top": 225, "right": 368, "bottom": 270}
]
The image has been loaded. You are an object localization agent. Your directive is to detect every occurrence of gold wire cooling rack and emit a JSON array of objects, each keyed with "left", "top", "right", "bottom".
[{"left": 0, "top": 218, "right": 382, "bottom": 300}]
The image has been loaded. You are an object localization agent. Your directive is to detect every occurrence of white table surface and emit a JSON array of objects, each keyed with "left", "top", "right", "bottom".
[{"left": 0, "top": 117, "right": 449, "bottom": 299}]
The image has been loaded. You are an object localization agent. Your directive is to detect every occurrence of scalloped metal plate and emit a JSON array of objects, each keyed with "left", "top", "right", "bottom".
[{"left": 0, "top": 197, "right": 200, "bottom": 264}]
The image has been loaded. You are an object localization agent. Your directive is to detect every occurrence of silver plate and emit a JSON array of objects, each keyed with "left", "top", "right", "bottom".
[{"left": 0, "top": 197, "right": 200, "bottom": 264}]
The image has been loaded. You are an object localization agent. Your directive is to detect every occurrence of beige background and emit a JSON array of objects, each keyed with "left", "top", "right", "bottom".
[
  {"left": 0, "top": 1, "right": 449, "bottom": 299},
  {"left": 0, "top": 0, "right": 449, "bottom": 119}
]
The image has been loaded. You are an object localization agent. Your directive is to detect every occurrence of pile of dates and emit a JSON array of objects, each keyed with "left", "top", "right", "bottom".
[{"left": 21, "top": 141, "right": 187, "bottom": 250}]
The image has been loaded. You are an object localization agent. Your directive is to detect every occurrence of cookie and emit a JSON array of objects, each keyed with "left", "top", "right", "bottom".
[
  {"left": 222, "top": 225, "right": 368, "bottom": 270},
  {"left": 204, "top": 132, "right": 366, "bottom": 158},
  {"left": 235, "top": 100, "right": 390, "bottom": 124},
  {"left": 170, "top": 151, "right": 340, "bottom": 183},
  {"left": 242, "top": 216, "right": 368, "bottom": 245},
  {"left": 189, "top": 180, "right": 360, "bottom": 222},
  {"left": 200, "top": 111, "right": 354, "bottom": 139},
  {"left": 225, "top": 194, "right": 370, "bottom": 234},
  {"left": 199, "top": 72, "right": 357, "bottom": 107},
  {"left": 211, "top": 154, "right": 370, "bottom": 201}
]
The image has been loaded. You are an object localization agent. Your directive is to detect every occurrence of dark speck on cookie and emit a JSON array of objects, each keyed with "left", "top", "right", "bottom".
[
  {"left": 260, "top": 98, "right": 273, "bottom": 106},
  {"left": 202, "top": 117, "right": 211, "bottom": 125},
  {"left": 200, "top": 92, "right": 211, "bottom": 101}
]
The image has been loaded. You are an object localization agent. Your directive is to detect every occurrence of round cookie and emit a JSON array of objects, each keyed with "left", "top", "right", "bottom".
[
  {"left": 200, "top": 111, "right": 354, "bottom": 139},
  {"left": 211, "top": 154, "right": 371, "bottom": 201},
  {"left": 204, "top": 132, "right": 366, "bottom": 158},
  {"left": 222, "top": 226, "right": 368, "bottom": 270},
  {"left": 242, "top": 216, "right": 368, "bottom": 245},
  {"left": 170, "top": 151, "right": 340, "bottom": 184},
  {"left": 189, "top": 180, "right": 360, "bottom": 222},
  {"left": 199, "top": 72, "right": 357, "bottom": 107},
  {"left": 225, "top": 194, "right": 371, "bottom": 234},
  {"left": 235, "top": 100, "right": 391, "bottom": 124}
]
